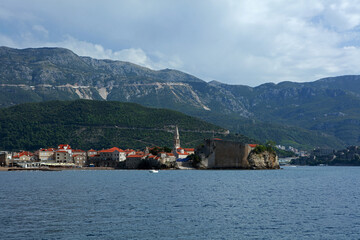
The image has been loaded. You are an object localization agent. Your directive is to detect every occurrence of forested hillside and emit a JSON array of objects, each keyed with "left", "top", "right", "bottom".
[{"left": 0, "top": 100, "right": 252, "bottom": 151}]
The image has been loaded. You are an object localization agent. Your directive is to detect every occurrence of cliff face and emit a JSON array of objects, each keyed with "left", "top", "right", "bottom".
[{"left": 247, "top": 151, "right": 280, "bottom": 169}]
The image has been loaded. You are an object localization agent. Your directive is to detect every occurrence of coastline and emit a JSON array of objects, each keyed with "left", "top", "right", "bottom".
[{"left": 0, "top": 167, "right": 116, "bottom": 171}]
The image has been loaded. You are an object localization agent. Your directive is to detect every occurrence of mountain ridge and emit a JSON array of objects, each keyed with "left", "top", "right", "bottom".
[{"left": 1, "top": 46, "right": 359, "bottom": 149}]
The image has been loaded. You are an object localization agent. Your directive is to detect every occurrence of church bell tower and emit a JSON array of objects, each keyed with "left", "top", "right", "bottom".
[{"left": 173, "top": 125, "right": 180, "bottom": 150}]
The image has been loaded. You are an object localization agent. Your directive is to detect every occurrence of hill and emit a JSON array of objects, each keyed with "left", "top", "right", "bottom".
[
  {"left": 1, "top": 46, "right": 360, "bottom": 150},
  {"left": 0, "top": 100, "right": 251, "bottom": 151}
]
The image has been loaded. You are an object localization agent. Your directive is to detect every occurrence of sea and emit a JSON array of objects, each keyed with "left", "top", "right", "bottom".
[{"left": 0, "top": 166, "right": 359, "bottom": 240}]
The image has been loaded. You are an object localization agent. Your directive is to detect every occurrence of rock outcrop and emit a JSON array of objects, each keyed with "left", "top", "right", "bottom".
[{"left": 247, "top": 151, "right": 280, "bottom": 169}]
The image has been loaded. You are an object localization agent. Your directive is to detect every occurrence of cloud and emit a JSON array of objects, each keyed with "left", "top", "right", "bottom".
[
  {"left": 32, "top": 25, "right": 48, "bottom": 38},
  {"left": 1, "top": 0, "right": 360, "bottom": 86},
  {"left": 46, "top": 36, "right": 184, "bottom": 70}
]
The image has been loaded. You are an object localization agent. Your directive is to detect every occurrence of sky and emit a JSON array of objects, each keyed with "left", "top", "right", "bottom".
[{"left": 1, "top": 0, "right": 360, "bottom": 86}]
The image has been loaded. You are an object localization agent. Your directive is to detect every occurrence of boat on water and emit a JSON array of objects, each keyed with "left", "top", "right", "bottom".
[{"left": 149, "top": 169, "right": 159, "bottom": 173}]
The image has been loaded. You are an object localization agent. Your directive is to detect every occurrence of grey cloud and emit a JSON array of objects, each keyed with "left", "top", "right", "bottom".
[{"left": 1, "top": 0, "right": 360, "bottom": 86}]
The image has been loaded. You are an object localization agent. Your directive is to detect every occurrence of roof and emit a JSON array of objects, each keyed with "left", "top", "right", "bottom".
[
  {"left": 58, "top": 144, "right": 72, "bottom": 149},
  {"left": 73, "top": 149, "right": 85, "bottom": 152},
  {"left": 13, "top": 151, "right": 33, "bottom": 158},
  {"left": 167, "top": 153, "right": 174, "bottom": 156},
  {"left": 249, "top": 144, "right": 258, "bottom": 148},
  {"left": 87, "top": 149, "right": 97, "bottom": 152},
  {"left": 40, "top": 148, "right": 55, "bottom": 152},
  {"left": 184, "top": 148, "right": 195, "bottom": 152},
  {"left": 177, "top": 151, "right": 189, "bottom": 156},
  {"left": 213, "top": 138, "right": 222, "bottom": 141},
  {"left": 98, "top": 147, "right": 124, "bottom": 153}
]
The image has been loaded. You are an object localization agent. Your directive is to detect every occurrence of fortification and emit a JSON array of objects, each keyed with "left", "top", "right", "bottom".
[{"left": 196, "top": 139, "right": 279, "bottom": 169}]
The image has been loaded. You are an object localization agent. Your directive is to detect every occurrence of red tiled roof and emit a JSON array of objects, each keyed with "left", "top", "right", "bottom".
[
  {"left": 88, "top": 149, "right": 97, "bottom": 152},
  {"left": 13, "top": 151, "right": 33, "bottom": 158},
  {"left": 167, "top": 153, "right": 174, "bottom": 156},
  {"left": 73, "top": 149, "right": 85, "bottom": 152},
  {"left": 58, "top": 144, "right": 71, "bottom": 149},
  {"left": 40, "top": 148, "right": 55, "bottom": 152},
  {"left": 177, "top": 151, "right": 189, "bottom": 155},
  {"left": 213, "top": 138, "right": 222, "bottom": 141},
  {"left": 184, "top": 148, "right": 195, "bottom": 152},
  {"left": 249, "top": 144, "right": 258, "bottom": 148},
  {"left": 98, "top": 147, "right": 124, "bottom": 153},
  {"left": 56, "top": 150, "right": 68, "bottom": 153}
]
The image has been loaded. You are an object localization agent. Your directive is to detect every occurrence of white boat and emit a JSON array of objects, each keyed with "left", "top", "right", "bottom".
[{"left": 149, "top": 169, "right": 159, "bottom": 173}]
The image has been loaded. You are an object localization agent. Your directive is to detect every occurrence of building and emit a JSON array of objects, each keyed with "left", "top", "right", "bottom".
[
  {"left": 173, "top": 125, "right": 181, "bottom": 150},
  {"left": 98, "top": 147, "right": 126, "bottom": 162},
  {"left": 175, "top": 148, "right": 190, "bottom": 159},
  {"left": 0, "top": 151, "right": 12, "bottom": 166},
  {"left": 12, "top": 151, "right": 38, "bottom": 168},
  {"left": 73, "top": 154, "right": 87, "bottom": 167},
  {"left": 172, "top": 125, "right": 193, "bottom": 160},
  {"left": 87, "top": 149, "right": 98, "bottom": 158},
  {"left": 183, "top": 148, "right": 195, "bottom": 155},
  {"left": 39, "top": 148, "right": 56, "bottom": 162},
  {"left": 196, "top": 139, "right": 253, "bottom": 168}
]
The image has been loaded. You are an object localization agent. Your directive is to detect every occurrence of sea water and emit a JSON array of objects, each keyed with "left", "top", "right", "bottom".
[{"left": 0, "top": 166, "right": 359, "bottom": 239}]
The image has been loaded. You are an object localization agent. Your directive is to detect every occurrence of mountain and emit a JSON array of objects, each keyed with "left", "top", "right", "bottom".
[
  {"left": 0, "top": 100, "right": 249, "bottom": 151},
  {"left": 1, "top": 46, "right": 359, "bottom": 149}
]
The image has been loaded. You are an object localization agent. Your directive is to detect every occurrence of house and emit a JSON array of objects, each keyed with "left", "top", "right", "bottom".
[
  {"left": 183, "top": 148, "right": 195, "bottom": 155},
  {"left": 124, "top": 149, "right": 136, "bottom": 156},
  {"left": 55, "top": 144, "right": 73, "bottom": 163},
  {"left": 87, "top": 149, "right": 98, "bottom": 158},
  {"left": 175, "top": 148, "right": 190, "bottom": 159},
  {"left": 0, "top": 151, "right": 12, "bottom": 166},
  {"left": 55, "top": 150, "right": 72, "bottom": 163},
  {"left": 39, "top": 148, "right": 56, "bottom": 162},
  {"left": 12, "top": 151, "right": 39, "bottom": 168},
  {"left": 12, "top": 151, "right": 34, "bottom": 162},
  {"left": 73, "top": 154, "right": 87, "bottom": 167},
  {"left": 157, "top": 152, "right": 176, "bottom": 164},
  {"left": 87, "top": 147, "right": 126, "bottom": 167},
  {"left": 98, "top": 147, "right": 126, "bottom": 162}
]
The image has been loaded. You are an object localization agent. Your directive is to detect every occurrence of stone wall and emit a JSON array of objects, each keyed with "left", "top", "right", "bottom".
[{"left": 197, "top": 139, "right": 251, "bottom": 169}]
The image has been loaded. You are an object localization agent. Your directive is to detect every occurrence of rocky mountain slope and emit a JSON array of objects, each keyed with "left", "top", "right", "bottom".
[{"left": 1, "top": 46, "right": 359, "bottom": 149}]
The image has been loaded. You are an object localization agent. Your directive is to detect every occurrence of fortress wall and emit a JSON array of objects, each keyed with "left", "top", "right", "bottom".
[{"left": 210, "top": 140, "right": 251, "bottom": 168}]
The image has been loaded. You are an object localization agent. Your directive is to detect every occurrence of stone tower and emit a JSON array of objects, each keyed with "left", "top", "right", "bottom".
[{"left": 173, "top": 125, "right": 180, "bottom": 150}]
